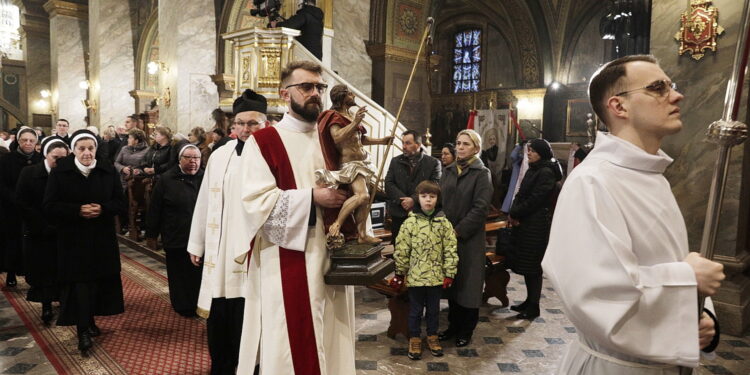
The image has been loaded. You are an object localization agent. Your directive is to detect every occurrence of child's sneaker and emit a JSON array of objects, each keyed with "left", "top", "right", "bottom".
[
  {"left": 426, "top": 335, "right": 443, "bottom": 357},
  {"left": 407, "top": 337, "right": 422, "bottom": 360}
]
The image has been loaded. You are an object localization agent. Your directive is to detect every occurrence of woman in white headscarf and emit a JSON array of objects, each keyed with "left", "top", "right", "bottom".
[
  {"left": 44, "top": 129, "right": 126, "bottom": 356},
  {"left": 17, "top": 136, "right": 69, "bottom": 325}
]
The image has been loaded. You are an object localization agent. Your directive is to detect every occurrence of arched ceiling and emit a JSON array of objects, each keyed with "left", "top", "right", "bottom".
[{"left": 434, "top": 0, "right": 606, "bottom": 85}]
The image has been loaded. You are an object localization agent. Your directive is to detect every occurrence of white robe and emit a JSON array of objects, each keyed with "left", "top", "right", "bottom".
[
  {"left": 542, "top": 132, "right": 712, "bottom": 374},
  {"left": 235, "top": 114, "right": 356, "bottom": 375},
  {"left": 187, "top": 140, "right": 249, "bottom": 317}
]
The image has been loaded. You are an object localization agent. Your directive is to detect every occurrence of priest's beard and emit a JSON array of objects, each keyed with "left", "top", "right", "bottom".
[{"left": 291, "top": 96, "right": 322, "bottom": 122}]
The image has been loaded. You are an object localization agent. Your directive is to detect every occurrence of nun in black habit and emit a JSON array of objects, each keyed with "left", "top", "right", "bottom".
[
  {"left": 44, "top": 129, "right": 126, "bottom": 355},
  {"left": 0, "top": 126, "right": 42, "bottom": 287},
  {"left": 16, "top": 136, "right": 69, "bottom": 324},
  {"left": 145, "top": 144, "right": 205, "bottom": 317}
]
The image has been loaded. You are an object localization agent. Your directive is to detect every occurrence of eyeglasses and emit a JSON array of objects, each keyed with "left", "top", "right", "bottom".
[
  {"left": 232, "top": 120, "right": 260, "bottom": 127},
  {"left": 181, "top": 156, "right": 201, "bottom": 161},
  {"left": 285, "top": 82, "right": 328, "bottom": 94},
  {"left": 615, "top": 80, "right": 677, "bottom": 97}
]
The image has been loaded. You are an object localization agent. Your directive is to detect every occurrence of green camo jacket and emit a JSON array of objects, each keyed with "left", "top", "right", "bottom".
[{"left": 394, "top": 210, "right": 458, "bottom": 287}]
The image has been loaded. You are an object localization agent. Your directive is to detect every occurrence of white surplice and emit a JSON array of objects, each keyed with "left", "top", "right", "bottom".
[
  {"left": 542, "top": 132, "right": 712, "bottom": 374},
  {"left": 234, "top": 114, "right": 356, "bottom": 375},
  {"left": 187, "top": 139, "right": 249, "bottom": 317}
]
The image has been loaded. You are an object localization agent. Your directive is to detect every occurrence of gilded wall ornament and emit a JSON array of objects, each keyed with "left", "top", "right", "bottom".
[
  {"left": 399, "top": 9, "right": 417, "bottom": 35},
  {"left": 675, "top": 0, "right": 724, "bottom": 61}
]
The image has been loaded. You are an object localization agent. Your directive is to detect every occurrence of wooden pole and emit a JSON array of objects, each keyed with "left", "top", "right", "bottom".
[{"left": 368, "top": 17, "right": 434, "bottom": 207}]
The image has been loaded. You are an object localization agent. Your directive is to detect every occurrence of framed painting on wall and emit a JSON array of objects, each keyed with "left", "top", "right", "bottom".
[{"left": 566, "top": 98, "right": 597, "bottom": 137}]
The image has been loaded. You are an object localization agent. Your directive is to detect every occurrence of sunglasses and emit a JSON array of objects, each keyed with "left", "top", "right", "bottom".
[
  {"left": 285, "top": 82, "right": 328, "bottom": 94},
  {"left": 615, "top": 80, "right": 677, "bottom": 97}
]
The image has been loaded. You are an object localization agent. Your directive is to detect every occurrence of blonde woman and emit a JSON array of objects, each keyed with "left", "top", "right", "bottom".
[{"left": 438, "top": 129, "right": 492, "bottom": 347}]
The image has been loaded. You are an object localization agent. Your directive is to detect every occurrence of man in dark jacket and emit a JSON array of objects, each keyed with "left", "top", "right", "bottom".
[
  {"left": 385, "top": 130, "right": 441, "bottom": 244},
  {"left": 0, "top": 127, "right": 42, "bottom": 287},
  {"left": 146, "top": 145, "right": 204, "bottom": 317},
  {"left": 272, "top": 0, "right": 324, "bottom": 59}
]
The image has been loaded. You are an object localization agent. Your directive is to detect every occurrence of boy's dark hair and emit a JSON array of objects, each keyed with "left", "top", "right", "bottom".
[
  {"left": 416, "top": 180, "right": 440, "bottom": 197},
  {"left": 588, "top": 54, "right": 658, "bottom": 125}
]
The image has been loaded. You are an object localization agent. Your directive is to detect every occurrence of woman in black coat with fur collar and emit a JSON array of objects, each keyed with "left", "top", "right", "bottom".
[
  {"left": 44, "top": 130, "right": 126, "bottom": 355},
  {"left": 508, "top": 139, "right": 562, "bottom": 320}
]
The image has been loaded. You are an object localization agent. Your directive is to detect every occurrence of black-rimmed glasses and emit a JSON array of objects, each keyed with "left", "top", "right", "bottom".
[
  {"left": 285, "top": 82, "right": 328, "bottom": 94},
  {"left": 615, "top": 80, "right": 677, "bottom": 97}
]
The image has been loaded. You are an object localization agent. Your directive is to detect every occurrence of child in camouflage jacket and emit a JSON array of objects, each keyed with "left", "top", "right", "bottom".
[{"left": 392, "top": 180, "right": 458, "bottom": 360}]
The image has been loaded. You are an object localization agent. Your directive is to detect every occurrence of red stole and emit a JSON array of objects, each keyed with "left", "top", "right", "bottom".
[
  {"left": 316, "top": 110, "right": 360, "bottom": 240},
  {"left": 253, "top": 127, "right": 321, "bottom": 375}
]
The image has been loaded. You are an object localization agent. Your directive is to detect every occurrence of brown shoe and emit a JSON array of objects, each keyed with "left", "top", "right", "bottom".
[
  {"left": 426, "top": 335, "right": 443, "bottom": 357},
  {"left": 407, "top": 337, "right": 422, "bottom": 360}
]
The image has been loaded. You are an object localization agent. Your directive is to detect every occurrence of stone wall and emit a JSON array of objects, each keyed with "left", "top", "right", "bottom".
[
  {"left": 48, "top": 7, "right": 88, "bottom": 129},
  {"left": 158, "top": 0, "right": 219, "bottom": 135},
  {"left": 332, "top": 0, "right": 372, "bottom": 96},
  {"left": 89, "top": 0, "right": 136, "bottom": 128},
  {"left": 651, "top": 0, "right": 750, "bottom": 335}
]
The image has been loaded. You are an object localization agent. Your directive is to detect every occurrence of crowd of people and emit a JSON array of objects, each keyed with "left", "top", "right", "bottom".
[{"left": 0, "top": 55, "right": 730, "bottom": 375}]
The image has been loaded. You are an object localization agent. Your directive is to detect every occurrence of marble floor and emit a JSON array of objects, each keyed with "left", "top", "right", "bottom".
[{"left": 0, "top": 244, "right": 748, "bottom": 374}]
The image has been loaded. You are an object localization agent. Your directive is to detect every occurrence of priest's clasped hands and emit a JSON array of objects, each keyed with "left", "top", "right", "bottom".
[{"left": 79, "top": 203, "right": 102, "bottom": 219}]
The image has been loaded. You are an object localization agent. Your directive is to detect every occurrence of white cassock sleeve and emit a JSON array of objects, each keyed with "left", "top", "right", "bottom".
[
  {"left": 234, "top": 135, "right": 312, "bottom": 263},
  {"left": 542, "top": 174, "right": 700, "bottom": 366},
  {"left": 187, "top": 166, "right": 210, "bottom": 257}
]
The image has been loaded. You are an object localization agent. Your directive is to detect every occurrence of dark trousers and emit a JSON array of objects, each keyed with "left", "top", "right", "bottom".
[
  {"left": 164, "top": 247, "right": 202, "bottom": 316},
  {"left": 524, "top": 273, "right": 543, "bottom": 307},
  {"left": 447, "top": 299, "right": 479, "bottom": 339},
  {"left": 408, "top": 286, "right": 442, "bottom": 337},
  {"left": 207, "top": 297, "right": 245, "bottom": 375}
]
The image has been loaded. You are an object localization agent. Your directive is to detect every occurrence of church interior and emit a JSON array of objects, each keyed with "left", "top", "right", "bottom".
[{"left": 1, "top": 0, "right": 750, "bottom": 374}]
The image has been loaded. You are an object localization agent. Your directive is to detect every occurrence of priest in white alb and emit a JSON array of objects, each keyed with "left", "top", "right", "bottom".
[
  {"left": 187, "top": 89, "right": 269, "bottom": 375},
  {"left": 234, "top": 61, "right": 356, "bottom": 375},
  {"left": 543, "top": 55, "right": 725, "bottom": 374}
]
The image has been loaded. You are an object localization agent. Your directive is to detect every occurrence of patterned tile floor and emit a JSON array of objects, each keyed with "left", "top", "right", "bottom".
[{"left": 0, "top": 244, "right": 748, "bottom": 374}]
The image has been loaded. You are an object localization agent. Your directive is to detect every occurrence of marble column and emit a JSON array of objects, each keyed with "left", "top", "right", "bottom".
[
  {"left": 651, "top": 0, "right": 750, "bottom": 335},
  {"left": 20, "top": 7, "right": 51, "bottom": 128},
  {"left": 88, "top": 0, "right": 136, "bottom": 128},
  {"left": 158, "top": 0, "right": 219, "bottom": 135},
  {"left": 332, "top": 0, "right": 372, "bottom": 96},
  {"left": 43, "top": 0, "right": 88, "bottom": 130}
]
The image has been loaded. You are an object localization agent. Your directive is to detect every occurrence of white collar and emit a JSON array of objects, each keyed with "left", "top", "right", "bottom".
[
  {"left": 74, "top": 157, "right": 97, "bottom": 177},
  {"left": 277, "top": 112, "right": 316, "bottom": 133},
  {"left": 44, "top": 159, "right": 52, "bottom": 174},
  {"left": 589, "top": 132, "right": 673, "bottom": 173}
]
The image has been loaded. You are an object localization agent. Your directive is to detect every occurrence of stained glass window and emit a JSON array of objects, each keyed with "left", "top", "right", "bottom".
[{"left": 453, "top": 29, "right": 481, "bottom": 93}]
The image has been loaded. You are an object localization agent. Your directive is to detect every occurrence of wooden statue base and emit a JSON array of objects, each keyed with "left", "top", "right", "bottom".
[{"left": 324, "top": 242, "right": 394, "bottom": 285}]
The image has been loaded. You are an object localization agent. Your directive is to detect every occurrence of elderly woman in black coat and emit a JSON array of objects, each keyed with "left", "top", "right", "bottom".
[
  {"left": 0, "top": 126, "right": 42, "bottom": 287},
  {"left": 17, "top": 137, "right": 69, "bottom": 325},
  {"left": 508, "top": 138, "right": 562, "bottom": 320},
  {"left": 438, "top": 129, "right": 492, "bottom": 347},
  {"left": 145, "top": 144, "right": 204, "bottom": 317},
  {"left": 44, "top": 129, "right": 126, "bottom": 355}
]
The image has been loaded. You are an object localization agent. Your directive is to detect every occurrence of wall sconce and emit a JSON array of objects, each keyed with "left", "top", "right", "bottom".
[
  {"left": 156, "top": 87, "right": 171, "bottom": 107},
  {"left": 147, "top": 60, "right": 169, "bottom": 75},
  {"left": 40, "top": 89, "right": 51, "bottom": 98},
  {"left": 79, "top": 80, "right": 90, "bottom": 90},
  {"left": 82, "top": 99, "right": 97, "bottom": 113}
]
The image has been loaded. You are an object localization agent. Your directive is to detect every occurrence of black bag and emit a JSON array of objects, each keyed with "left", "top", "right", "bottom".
[{"left": 494, "top": 227, "right": 514, "bottom": 257}]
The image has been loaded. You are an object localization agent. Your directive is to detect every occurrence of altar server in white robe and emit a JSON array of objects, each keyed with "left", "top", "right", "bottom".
[
  {"left": 543, "top": 55, "right": 725, "bottom": 374},
  {"left": 187, "top": 89, "right": 268, "bottom": 375},
  {"left": 234, "top": 60, "right": 356, "bottom": 375}
]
